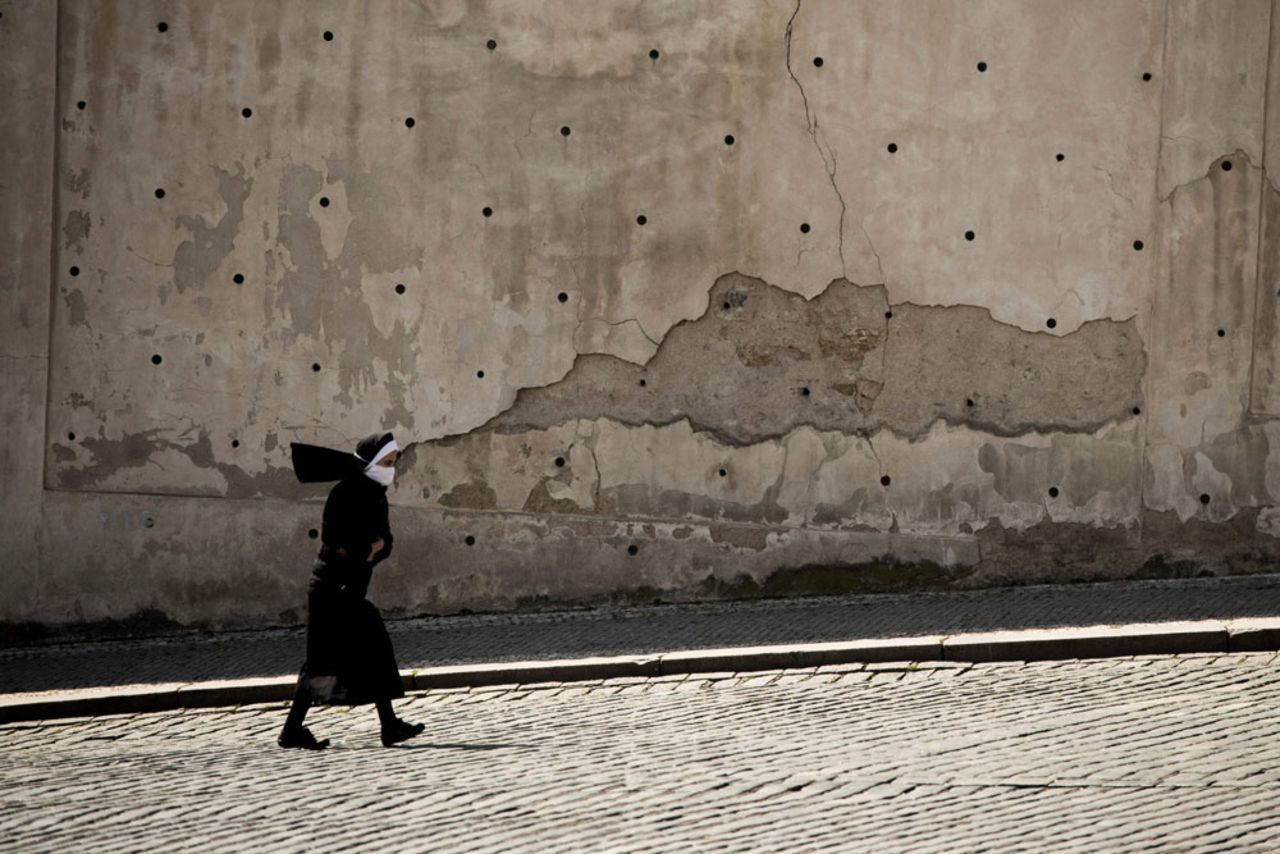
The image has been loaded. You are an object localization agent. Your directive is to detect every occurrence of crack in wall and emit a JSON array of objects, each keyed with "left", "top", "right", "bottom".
[{"left": 785, "top": 0, "right": 847, "bottom": 280}]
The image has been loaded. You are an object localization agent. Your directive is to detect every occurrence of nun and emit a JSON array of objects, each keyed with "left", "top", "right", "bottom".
[{"left": 279, "top": 431, "right": 425, "bottom": 750}]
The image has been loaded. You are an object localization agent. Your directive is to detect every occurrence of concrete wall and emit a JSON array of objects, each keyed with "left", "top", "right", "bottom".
[{"left": 4, "top": 0, "right": 1280, "bottom": 635}]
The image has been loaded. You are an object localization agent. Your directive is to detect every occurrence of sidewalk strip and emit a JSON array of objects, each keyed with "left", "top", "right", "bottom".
[{"left": 2, "top": 618, "right": 1276, "bottom": 724}]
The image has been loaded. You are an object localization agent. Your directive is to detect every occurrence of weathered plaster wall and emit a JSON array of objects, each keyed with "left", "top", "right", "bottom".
[{"left": 4, "top": 0, "right": 1280, "bottom": 635}]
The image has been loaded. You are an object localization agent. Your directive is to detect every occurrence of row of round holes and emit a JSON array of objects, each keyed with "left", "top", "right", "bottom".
[
  {"left": 86, "top": 28, "right": 744, "bottom": 147},
  {"left": 65, "top": 42, "right": 1217, "bottom": 368},
  {"left": 305, "top": 529, "right": 640, "bottom": 554},
  {"left": 70, "top": 27, "right": 1201, "bottom": 502},
  {"left": 46, "top": 427, "right": 1173, "bottom": 504}
]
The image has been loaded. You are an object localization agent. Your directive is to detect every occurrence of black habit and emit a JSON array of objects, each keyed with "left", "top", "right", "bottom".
[{"left": 291, "top": 433, "right": 404, "bottom": 706}]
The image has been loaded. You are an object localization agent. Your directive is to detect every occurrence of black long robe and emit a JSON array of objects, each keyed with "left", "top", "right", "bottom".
[{"left": 300, "top": 473, "right": 404, "bottom": 706}]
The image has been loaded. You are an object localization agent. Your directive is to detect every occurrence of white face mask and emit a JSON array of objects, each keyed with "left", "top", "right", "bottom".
[
  {"left": 364, "top": 464, "right": 395, "bottom": 487},
  {"left": 357, "top": 438, "right": 399, "bottom": 487}
]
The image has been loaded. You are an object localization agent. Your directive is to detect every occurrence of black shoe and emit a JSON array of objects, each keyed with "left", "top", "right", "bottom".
[
  {"left": 381, "top": 718, "right": 425, "bottom": 747},
  {"left": 278, "top": 725, "right": 330, "bottom": 750}
]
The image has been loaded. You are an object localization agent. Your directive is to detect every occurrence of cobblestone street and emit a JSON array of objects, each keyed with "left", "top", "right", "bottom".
[{"left": 3, "top": 652, "right": 1278, "bottom": 851}]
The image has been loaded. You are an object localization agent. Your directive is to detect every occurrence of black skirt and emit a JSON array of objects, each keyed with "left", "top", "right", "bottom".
[{"left": 300, "top": 558, "right": 405, "bottom": 706}]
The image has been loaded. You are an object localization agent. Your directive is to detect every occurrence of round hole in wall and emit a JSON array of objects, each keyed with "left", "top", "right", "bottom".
[
  {"left": 395, "top": 283, "right": 406, "bottom": 295},
  {"left": 232, "top": 439, "right": 240, "bottom": 449},
  {"left": 558, "top": 291, "right": 568, "bottom": 303},
  {"left": 483, "top": 206, "right": 493, "bottom": 217},
  {"left": 881, "top": 475, "right": 891, "bottom": 486},
  {"left": 312, "top": 362, "right": 320, "bottom": 372},
  {"left": 1133, "top": 406, "right": 1142, "bottom": 416},
  {"left": 486, "top": 39, "right": 497, "bottom": 50},
  {"left": 1046, "top": 317, "right": 1057, "bottom": 329},
  {"left": 718, "top": 468, "right": 727, "bottom": 477},
  {"left": 69, "top": 266, "right": 80, "bottom": 277},
  {"left": 77, "top": 100, "right": 86, "bottom": 111},
  {"left": 801, "top": 387, "right": 811, "bottom": 397},
  {"left": 1056, "top": 153, "right": 1065, "bottom": 161},
  {"left": 1133, "top": 239, "right": 1144, "bottom": 251},
  {"left": 465, "top": 534, "right": 476, "bottom": 546},
  {"left": 1049, "top": 486, "right": 1059, "bottom": 498},
  {"left": 1199, "top": 493, "right": 1210, "bottom": 505},
  {"left": 887, "top": 142, "right": 898, "bottom": 153},
  {"left": 477, "top": 370, "right": 485, "bottom": 379},
  {"left": 242, "top": 107, "right": 253, "bottom": 118},
  {"left": 800, "top": 222, "right": 811, "bottom": 234},
  {"left": 964, "top": 230, "right": 975, "bottom": 241},
  {"left": 560, "top": 126, "right": 571, "bottom": 137},
  {"left": 723, "top": 301, "right": 731, "bottom": 310},
  {"left": 151, "top": 354, "right": 162, "bottom": 365},
  {"left": 405, "top": 117, "right": 415, "bottom": 128},
  {"left": 885, "top": 310, "right": 893, "bottom": 319},
  {"left": 636, "top": 214, "right": 647, "bottom": 226},
  {"left": 319, "top": 196, "right": 330, "bottom": 208},
  {"left": 308, "top": 528, "right": 318, "bottom": 539},
  {"left": 1142, "top": 72, "right": 1152, "bottom": 81},
  {"left": 157, "top": 21, "right": 169, "bottom": 33},
  {"left": 639, "top": 378, "right": 647, "bottom": 387},
  {"left": 68, "top": 432, "right": 76, "bottom": 441},
  {"left": 555, "top": 456, "right": 566, "bottom": 467},
  {"left": 965, "top": 398, "right": 975, "bottom": 407},
  {"left": 233, "top": 273, "right": 245, "bottom": 285},
  {"left": 813, "top": 56, "right": 824, "bottom": 67},
  {"left": 977, "top": 61, "right": 987, "bottom": 72},
  {"left": 628, "top": 544, "right": 639, "bottom": 556},
  {"left": 724, "top": 134, "right": 735, "bottom": 146},
  {"left": 649, "top": 48, "right": 659, "bottom": 60},
  {"left": 1218, "top": 328, "right": 1226, "bottom": 337},
  {"left": 323, "top": 30, "right": 334, "bottom": 41},
  {"left": 1222, "top": 160, "right": 1233, "bottom": 171},
  {"left": 155, "top": 188, "right": 166, "bottom": 199}
]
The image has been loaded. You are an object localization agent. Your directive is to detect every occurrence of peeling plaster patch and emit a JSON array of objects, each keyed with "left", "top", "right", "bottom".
[
  {"left": 171, "top": 166, "right": 252, "bottom": 295},
  {"left": 709, "top": 524, "right": 770, "bottom": 551},
  {"left": 522, "top": 479, "right": 586, "bottom": 515},
  {"left": 62, "top": 289, "right": 87, "bottom": 328},
  {"left": 480, "top": 273, "right": 1145, "bottom": 445},
  {"left": 61, "top": 210, "right": 91, "bottom": 251},
  {"left": 977, "top": 434, "right": 1136, "bottom": 505},
  {"left": 270, "top": 163, "right": 427, "bottom": 416},
  {"left": 55, "top": 429, "right": 306, "bottom": 499},
  {"left": 438, "top": 481, "right": 498, "bottom": 510},
  {"left": 66, "top": 167, "right": 90, "bottom": 199}
]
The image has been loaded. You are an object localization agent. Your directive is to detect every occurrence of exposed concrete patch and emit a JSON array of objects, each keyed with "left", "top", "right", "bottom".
[
  {"left": 480, "top": 272, "right": 1144, "bottom": 445},
  {"left": 522, "top": 479, "right": 587, "bottom": 515},
  {"left": 439, "top": 480, "right": 498, "bottom": 510},
  {"left": 709, "top": 524, "right": 770, "bottom": 552},
  {"left": 62, "top": 289, "right": 87, "bottom": 328},
  {"left": 54, "top": 428, "right": 305, "bottom": 499},
  {"left": 168, "top": 166, "right": 252, "bottom": 298},
  {"left": 61, "top": 210, "right": 91, "bottom": 252}
]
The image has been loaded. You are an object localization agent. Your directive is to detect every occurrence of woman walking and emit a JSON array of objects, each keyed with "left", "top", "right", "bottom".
[{"left": 280, "top": 430, "right": 424, "bottom": 750}]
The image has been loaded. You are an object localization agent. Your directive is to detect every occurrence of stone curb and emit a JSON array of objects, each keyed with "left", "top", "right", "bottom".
[{"left": 1, "top": 618, "right": 1276, "bottom": 724}]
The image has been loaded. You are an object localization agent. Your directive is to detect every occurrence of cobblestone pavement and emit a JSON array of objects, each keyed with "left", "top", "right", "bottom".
[
  {"left": 4, "top": 574, "right": 1280, "bottom": 695},
  {"left": 2, "top": 652, "right": 1278, "bottom": 852}
]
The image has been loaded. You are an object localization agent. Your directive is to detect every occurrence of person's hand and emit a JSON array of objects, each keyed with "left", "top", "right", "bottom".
[{"left": 368, "top": 538, "right": 385, "bottom": 561}]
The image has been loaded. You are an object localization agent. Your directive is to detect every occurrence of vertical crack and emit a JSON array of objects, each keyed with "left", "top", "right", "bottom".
[
  {"left": 859, "top": 216, "right": 885, "bottom": 285},
  {"left": 785, "top": 0, "right": 848, "bottom": 279}
]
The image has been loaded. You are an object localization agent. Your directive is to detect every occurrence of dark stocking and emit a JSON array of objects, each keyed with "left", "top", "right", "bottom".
[
  {"left": 375, "top": 697, "right": 397, "bottom": 728},
  {"left": 284, "top": 671, "right": 312, "bottom": 731}
]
